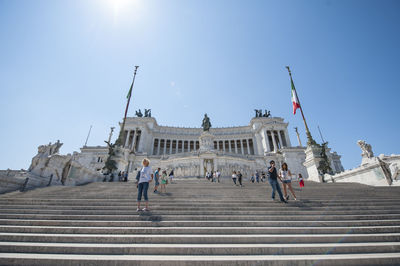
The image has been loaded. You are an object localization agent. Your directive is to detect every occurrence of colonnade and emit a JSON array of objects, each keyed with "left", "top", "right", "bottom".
[
  {"left": 152, "top": 139, "right": 200, "bottom": 155},
  {"left": 213, "top": 139, "right": 255, "bottom": 155},
  {"left": 152, "top": 138, "right": 255, "bottom": 156},
  {"left": 262, "top": 130, "right": 288, "bottom": 152},
  {"left": 123, "top": 129, "right": 141, "bottom": 151}
]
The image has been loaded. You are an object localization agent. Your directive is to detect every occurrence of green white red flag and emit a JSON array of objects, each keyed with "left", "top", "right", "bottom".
[{"left": 290, "top": 77, "right": 300, "bottom": 115}]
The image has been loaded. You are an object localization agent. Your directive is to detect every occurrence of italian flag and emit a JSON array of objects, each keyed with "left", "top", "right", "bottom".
[
  {"left": 126, "top": 81, "right": 133, "bottom": 99},
  {"left": 291, "top": 78, "right": 301, "bottom": 115}
]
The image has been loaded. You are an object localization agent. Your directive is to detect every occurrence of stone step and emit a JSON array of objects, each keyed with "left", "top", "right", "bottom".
[
  {"left": 1, "top": 232, "right": 400, "bottom": 244},
  {"left": 1, "top": 225, "right": 399, "bottom": 234},
  {"left": 1, "top": 213, "right": 399, "bottom": 221},
  {"left": 1, "top": 218, "right": 399, "bottom": 227},
  {"left": 2, "top": 208, "right": 399, "bottom": 215},
  {"left": 2, "top": 203, "right": 399, "bottom": 210},
  {"left": 1, "top": 242, "right": 400, "bottom": 255},
  {"left": 1, "top": 252, "right": 400, "bottom": 266}
]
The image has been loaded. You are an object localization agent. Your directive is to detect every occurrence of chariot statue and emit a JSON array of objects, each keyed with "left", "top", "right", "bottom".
[{"left": 135, "top": 109, "right": 143, "bottom": 117}]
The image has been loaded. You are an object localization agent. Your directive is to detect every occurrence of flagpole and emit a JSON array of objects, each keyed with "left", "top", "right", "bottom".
[
  {"left": 116, "top": 66, "right": 139, "bottom": 146},
  {"left": 286, "top": 66, "right": 316, "bottom": 146},
  {"left": 84, "top": 125, "right": 92, "bottom": 147}
]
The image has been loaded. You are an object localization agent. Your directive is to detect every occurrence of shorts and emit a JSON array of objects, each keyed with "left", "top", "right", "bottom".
[
  {"left": 282, "top": 180, "right": 291, "bottom": 184},
  {"left": 155, "top": 177, "right": 160, "bottom": 186},
  {"left": 161, "top": 180, "right": 167, "bottom": 185}
]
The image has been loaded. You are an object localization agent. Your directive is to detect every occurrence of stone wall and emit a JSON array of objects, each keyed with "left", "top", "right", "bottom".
[{"left": 325, "top": 155, "right": 400, "bottom": 186}]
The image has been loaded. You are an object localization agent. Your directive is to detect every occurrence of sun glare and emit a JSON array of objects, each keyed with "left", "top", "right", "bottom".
[{"left": 104, "top": 0, "right": 141, "bottom": 22}]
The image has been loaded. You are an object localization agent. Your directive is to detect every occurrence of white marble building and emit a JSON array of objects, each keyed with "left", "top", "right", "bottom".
[{"left": 79, "top": 116, "right": 344, "bottom": 179}]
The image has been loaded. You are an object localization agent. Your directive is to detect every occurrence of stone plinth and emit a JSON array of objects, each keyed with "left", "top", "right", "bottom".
[
  {"left": 303, "top": 144, "right": 324, "bottom": 182},
  {"left": 199, "top": 131, "right": 215, "bottom": 153}
]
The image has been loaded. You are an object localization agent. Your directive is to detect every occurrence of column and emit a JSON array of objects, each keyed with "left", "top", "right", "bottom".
[
  {"left": 261, "top": 130, "right": 269, "bottom": 153},
  {"left": 229, "top": 140, "right": 232, "bottom": 153},
  {"left": 271, "top": 130, "right": 277, "bottom": 152},
  {"left": 157, "top": 139, "right": 161, "bottom": 155},
  {"left": 169, "top": 139, "right": 173, "bottom": 154},
  {"left": 285, "top": 128, "right": 292, "bottom": 147},
  {"left": 124, "top": 130, "right": 130, "bottom": 147},
  {"left": 131, "top": 130, "right": 137, "bottom": 150},
  {"left": 254, "top": 133, "right": 263, "bottom": 156},
  {"left": 277, "top": 130, "right": 283, "bottom": 149},
  {"left": 188, "top": 141, "right": 191, "bottom": 152},
  {"left": 240, "top": 140, "right": 244, "bottom": 155},
  {"left": 223, "top": 140, "right": 226, "bottom": 152},
  {"left": 246, "top": 139, "right": 251, "bottom": 154},
  {"left": 234, "top": 139, "right": 238, "bottom": 154},
  {"left": 176, "top": 140, "right": 179, "bottom": 153},
  {"left": 163, "top": 139, "right": 167, "bottom": 155}
]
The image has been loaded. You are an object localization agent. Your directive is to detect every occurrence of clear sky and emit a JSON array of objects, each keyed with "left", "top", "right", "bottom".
[{"left": 0, "top": 0, "right": 399, "bottom": 170}]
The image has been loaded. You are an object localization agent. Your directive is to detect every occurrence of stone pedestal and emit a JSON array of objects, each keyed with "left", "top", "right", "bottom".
[
  {"left": 199, "top": 131, "right": 215, "bottom": 153},
  {"left": 113, "top": 146, "right": 130, "bottom": 172},
  {"left": 303, "top": 144, "right": 324, "bottom": 182}
]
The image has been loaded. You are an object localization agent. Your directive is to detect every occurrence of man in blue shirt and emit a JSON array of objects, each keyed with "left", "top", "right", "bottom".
[
  {"left": 267, "top": 160, "right": 287, "bottom": 203},
  {"left": 153, "top": 168, "right": 160, "bottom": 193}
]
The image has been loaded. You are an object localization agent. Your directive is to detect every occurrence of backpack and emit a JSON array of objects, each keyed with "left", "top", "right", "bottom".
[{"left": 136, "top": 169, "right": 141, "bottom": 181}]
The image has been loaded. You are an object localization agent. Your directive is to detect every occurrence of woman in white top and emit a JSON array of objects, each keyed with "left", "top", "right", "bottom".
[
  {"left": 279, "top": 163, "right": 297, "bottom": 201},
  {"left": 231, "top": 171, "right": 238, "bottom": 185},
  {"left": 137, "top": 158, "right": 153, "bottom": 212}
]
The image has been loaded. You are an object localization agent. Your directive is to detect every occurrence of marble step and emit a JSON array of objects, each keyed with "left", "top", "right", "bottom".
[
  {"left": 1, "top": 232, "right": 400, "bottom": 244},
  {"left": 0, "top": 225, "right": 399, "bottom": 234},
  {"left": 1, "top": 218, "right": 399, "bottom": 227},
  {"left": 2, "top": 208, "right": 400, "bottom": 216},
  {"left": 1, "top": 252, "right": 400, "bottom": 266},
  {"left": 1, "top": 242, "right": 400, "bottom": 255},
  {"left": 1, "top": 213, "right": 399, "bottom": 221},
  {"left": 2, "top": 203, "right": 399, "bottom": 210}
]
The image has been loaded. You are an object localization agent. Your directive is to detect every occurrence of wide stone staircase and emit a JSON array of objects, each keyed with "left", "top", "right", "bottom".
[{"left": 0, "top": 178, "right": 400, "bottom": 265}]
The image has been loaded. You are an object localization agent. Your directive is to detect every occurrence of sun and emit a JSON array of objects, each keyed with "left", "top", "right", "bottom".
[{"left": 105, "top": 0, "right": 141, "bottom": 19}]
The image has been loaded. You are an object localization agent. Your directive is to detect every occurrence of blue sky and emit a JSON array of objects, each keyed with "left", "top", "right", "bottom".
[{"left": 0, "top": 0, "right": 399, "bottom": 170}]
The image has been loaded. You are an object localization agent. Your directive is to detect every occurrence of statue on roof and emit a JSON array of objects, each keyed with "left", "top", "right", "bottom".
[
  {"left": 135, "top": 109, "right": 143, "bottom": 117},
  {"left": 202, "top": 113, "right": 211, "bottom": 131}
]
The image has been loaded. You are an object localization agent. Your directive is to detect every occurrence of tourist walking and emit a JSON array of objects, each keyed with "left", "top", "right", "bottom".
[
  {"left": 109, "top": 172, "right": 115, "bottom": 182},
  {"left": 298, "top": 173, "right": 305, "bottom": 188},
  {"left": 137, "top": 158, "right": 153, "bottom": 212},
  {"left": 216, "top": 170, "right": 221, "bottom": 183},
  {"left": 160, "top": 170, "right": 168, "bottom": 193},
  {"left": 118, "top": 171, "right": 122, "bottom": 182},
  {"left": 123, "top": 171, "right": 128, "bottom": 182},
  {"left": 237, "top": 171, "right": 243, "bottom": 187},
  {"left": 279, "top": 163, "right": 297, "bottom": 201},
  {"left": 169, "top": 169, "right": 174, "bottom": 183},
  {"left": 267, "top": 160, "right": 287, "bottom": 203},
  {"left": 232, "top": 171, "right": 238, "bottom": 185},
  {"left": 154, "top": 168, "right": 160, "bottom": 193}
]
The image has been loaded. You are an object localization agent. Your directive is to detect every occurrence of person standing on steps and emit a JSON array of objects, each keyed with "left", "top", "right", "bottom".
[
  {"left": 298, "top": 173, "right": 305, "bottom": 188},
  {"left": 237, "top": 171, "right": 243, "bottom": 187},
  {"left": 267, "top": 160, "right": 287, "bottom": 203},
  {"left": 232, "top": 171, "right": 238, "bottom": 185},
  {"left": 169, "top": 169, "right": 174, "bottom": 183},
  {"left": 153, "top": 168, "right": 160, "bottom": 193},
  {"left": 216, "top": 170, "right": 221, "bottom": 183},
  {"left": 279, "top": 163, "right": 297, "bottom": 201},
  {"left": 160, "top": 170, "right": 168, "bottom": 193},
  {"left": 123, "top": 171, "right": 128, "bottom": 182},
  {"left": 137, "top": 158, "right": 153, "bottom": 212}
]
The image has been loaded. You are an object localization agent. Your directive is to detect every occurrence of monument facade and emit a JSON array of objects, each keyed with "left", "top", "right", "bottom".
[{"left": 78, "top": 114, "right": 344, "bottom": 179}]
